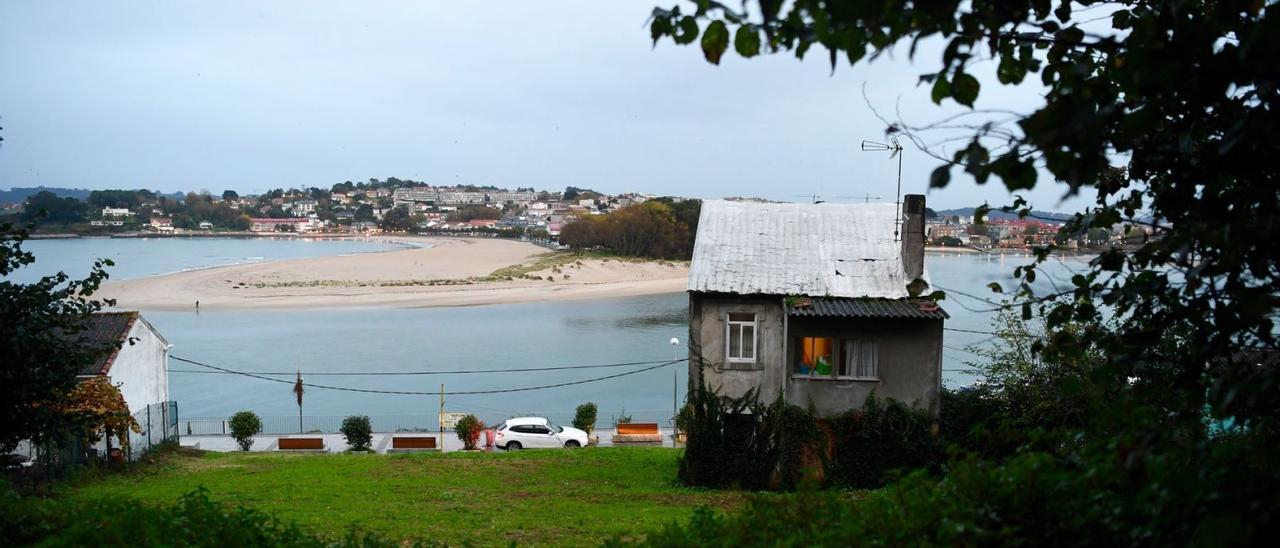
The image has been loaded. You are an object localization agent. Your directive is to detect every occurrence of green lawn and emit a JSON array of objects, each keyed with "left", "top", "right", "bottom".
[{"left": 60, "top": 447, "right": 740, "bottom": 546}]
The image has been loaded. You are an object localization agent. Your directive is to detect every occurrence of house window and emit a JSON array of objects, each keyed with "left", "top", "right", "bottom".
[
  {"left": 725, "top": 312, "right": 757, "bottom": 363},
  {"left": 794, "top": 337, "right": 880, "bottom": 380},
  {"left": 840, "top": 339, "right": 879, "bottom": 379},
  {"left": 795, "top": 337, "right": 835, "bottom": 376}
]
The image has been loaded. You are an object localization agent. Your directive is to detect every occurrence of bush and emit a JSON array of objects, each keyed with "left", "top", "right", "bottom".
[
  {"left": 825, "top": 394, "right": 941, "bottom": 489},
  {"left": 677, "top": 373, "right": 821, "bottom": 491},
  {"left": 228, "top": 411, "right": 262, "bottom": 451},
  {"left": 620, "top": 431, "right": 1280, "bottom": 546},
  {"left": 572, "top": 402, "right": 598, "bottom": 434},
  {"left": 454, "top": 414, "right": 485, "bottom": 450},
  {"left": 340, "top": 415, "right": 373, "bottom": 451},
  {"left": 0, "top": 485, "right": 427, "bottom": 546}
]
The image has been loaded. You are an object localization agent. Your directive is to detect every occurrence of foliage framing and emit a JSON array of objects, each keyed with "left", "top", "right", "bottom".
[
  {"left": 0, "top": 222, "right": 116, "bottom": 453},
  {"left": 650, "top": 0, "right": 1280, "bottom": 449}
]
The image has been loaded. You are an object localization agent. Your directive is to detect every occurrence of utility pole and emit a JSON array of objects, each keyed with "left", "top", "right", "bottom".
[
  {"left": 670, "top": 337, "right": 680, "bottom": 430},
  {"left": 439, "top": 383, "right": 445, "bottom": 433}
]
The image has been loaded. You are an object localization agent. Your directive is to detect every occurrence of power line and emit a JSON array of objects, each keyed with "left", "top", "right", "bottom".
[
  {"left": 168, "top": 355, "right": 684, "bottom": 396},
  {"left": 944, "top": 327, "right": 999, "bottom": 336},
  {"left": 165, "top": 358, "right": 675, "bottom": 376}
]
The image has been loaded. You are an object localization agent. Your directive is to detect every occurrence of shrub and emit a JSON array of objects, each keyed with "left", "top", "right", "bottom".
[
  {"left": 572, "top": 402, "right": 598, "bottom": 434},
  {"left": 621, "top": 430, "right": 1280, "bottom": 546},
  {"left": 0, "top": 485, "right": 420, "bottom": 546},
  {"left": 677, "top": 371, "right": 821, "bottom": 490},
  {"left": 340, "top": 415, "right": 373, "bottom": 451},
  {"left": 825, "top": 394, "right": 941, "bottom": 489},
  {"left": 227, "top": 411, "right": 262, "bottom": 451},
  {"left": 454, "top": 414, "right": 485, "bottom": 450}
]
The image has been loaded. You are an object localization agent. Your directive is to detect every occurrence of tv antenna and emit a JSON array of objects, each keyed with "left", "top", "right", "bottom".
[{"left": 861, "top": 137, "right": 904, "bottom": 241}]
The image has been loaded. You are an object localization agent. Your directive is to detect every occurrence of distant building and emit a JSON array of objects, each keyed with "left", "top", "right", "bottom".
[
  {"left": 250, "top": 217, "right": 314, "bottom": 233},
  {"left": 149, "top": 217, "right": 174, "bottom": 232},
  {"left": 686, "top": 195, "right": 945, "bottom": 417},
  {"left": 102, "top": 207, "right": 133, "bottom": 218}
]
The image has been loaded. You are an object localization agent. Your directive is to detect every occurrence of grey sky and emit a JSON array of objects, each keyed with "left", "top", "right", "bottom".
[{"left": 1, "top": 1, "right": 1095, "bottom": 211}]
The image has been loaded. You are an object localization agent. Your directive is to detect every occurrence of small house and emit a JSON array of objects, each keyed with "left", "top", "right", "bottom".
[
  {"left": 73, "top": 312, "right": 171, "bottom": 415},
  {"left": 686, "top": 195, "right": 946, "bottom": 416}
]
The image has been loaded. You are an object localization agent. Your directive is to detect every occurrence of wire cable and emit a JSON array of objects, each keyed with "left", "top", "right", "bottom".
[
  {"left": 168, "top": 355, "right": 684, "bottom": 396},
  {"left": 164, "top": 358, "right": 674, "bottom": 376}
]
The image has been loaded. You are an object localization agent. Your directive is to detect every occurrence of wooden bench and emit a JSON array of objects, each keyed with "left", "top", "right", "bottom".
[
  {"left": 612, "top": 422, "right": 662, "bottom": 444},
  {"left": 277, "top": 437, "right": 326, "bottom": 452},
  {"left": 387, "top": 435, "right": 440, "bottom": 453}
]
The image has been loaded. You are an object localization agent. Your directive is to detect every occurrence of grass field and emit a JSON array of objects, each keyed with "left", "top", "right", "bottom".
[{"left": 59, "top": 447, "right": 740, "bottom": 546}]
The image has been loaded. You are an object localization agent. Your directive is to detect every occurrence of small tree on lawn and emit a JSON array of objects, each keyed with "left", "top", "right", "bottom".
[
  {"left": 572, "top": 402, "right": 598, "bottom": 434},
  {"left": 340, "top": 415, "right": 373, "bottom": 451},
  {"left": 228, "top": 411, "right": 262, "bottom": 451},
  {"left": 454, "top": 414, "right": 485, "bottom": 451}
]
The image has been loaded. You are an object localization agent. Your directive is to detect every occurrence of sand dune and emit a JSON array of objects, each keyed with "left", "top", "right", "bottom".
[{"left": 99, "top": 237, "right": 689, "bottom": 311}]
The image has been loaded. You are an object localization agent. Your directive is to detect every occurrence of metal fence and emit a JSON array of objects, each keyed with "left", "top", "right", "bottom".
[
  {"left": 125, "top": 401, "right": 180, "bottom": 461},
  {"left": 182, "top": 414, "right": 440, "bottom": 435}
]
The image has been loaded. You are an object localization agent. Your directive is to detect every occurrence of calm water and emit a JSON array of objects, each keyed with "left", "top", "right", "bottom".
[
  {"left": 14, "top": 237, "right": 411, "bottom": 284},
  {"left": 10, "top": 238, "right": 1088, "bottom": 424}
]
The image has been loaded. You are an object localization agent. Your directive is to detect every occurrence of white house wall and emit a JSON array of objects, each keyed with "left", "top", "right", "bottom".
[{"left": 106, "top": 319, "right": 170, "bottom": 414}]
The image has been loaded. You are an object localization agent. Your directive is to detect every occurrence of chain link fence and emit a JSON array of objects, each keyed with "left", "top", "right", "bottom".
[{"left": 125, "top": 401, "right": 180, "bottom": 461}]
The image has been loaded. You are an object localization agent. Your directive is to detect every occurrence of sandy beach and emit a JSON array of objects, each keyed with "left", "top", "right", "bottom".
[{"left": 99, "top": 237, "right": 689, "bottom": 311}]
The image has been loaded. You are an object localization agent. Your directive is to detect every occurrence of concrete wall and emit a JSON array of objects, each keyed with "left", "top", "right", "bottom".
[
  {"left": 785, "top": 316, "right": 942, "bottom": 416},
  {"left": 688, "top": 293, "right": 787, "bottom": 401},
  {"left": 107, "top": 317, "right": 170, "bottom": 414}
]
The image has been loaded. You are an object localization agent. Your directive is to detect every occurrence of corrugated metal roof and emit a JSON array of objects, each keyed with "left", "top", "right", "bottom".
[
  {"left": 788, "top": 297, "right": 949, "bottom": 320},
  {"left": 688, "top": 200, "right": 921, "bottom": 298},
  {"left": 64, "top": 312, "right": 138, "bottom": 376}
]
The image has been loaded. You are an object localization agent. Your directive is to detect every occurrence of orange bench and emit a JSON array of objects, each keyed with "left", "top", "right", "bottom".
[
  {"left": 277, "top": 437, "right": 326, "bottom": 451},
  {"left": 612, "top": 422, "right": 662, "bottom": 444},
  {"left": 389, "top": 435, "right": 439, "bottom": 452}
]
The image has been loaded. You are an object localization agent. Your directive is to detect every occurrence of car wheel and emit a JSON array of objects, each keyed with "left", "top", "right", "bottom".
[
  {"left": 506, "top": 441, "right": 522, "bottom": 450},
  {"left": 564, "top": 440, "right": 581, "bottom": 448}
]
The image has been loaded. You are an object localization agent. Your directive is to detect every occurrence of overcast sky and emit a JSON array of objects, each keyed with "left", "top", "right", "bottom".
[{"left": 1, "top": 1, "right": 1095, "bottom": 211}]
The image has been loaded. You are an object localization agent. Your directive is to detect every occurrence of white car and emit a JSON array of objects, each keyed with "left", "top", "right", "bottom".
[{"left": 494, "top": 417, "right": 588, "bottom": 450}]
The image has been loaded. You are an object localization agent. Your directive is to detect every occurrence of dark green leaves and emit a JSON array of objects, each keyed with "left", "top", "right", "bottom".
[
  {"left": 951, "top": 73, "right": 980, "bottom": 106},
  {"left": 930, "top": 165, "right": 951, "bottom": 188},
  {"left": 930, "top": 74, "right": 950, "bottom": 104},
  {"left": 674, "top": 16, "right": 700, "bottom": 45},
  {"left": 701, "top": 20, "right": 730, "bottom": 64},
  {"left": 734, "top": 25, "right": 761, "bottom": 58}
]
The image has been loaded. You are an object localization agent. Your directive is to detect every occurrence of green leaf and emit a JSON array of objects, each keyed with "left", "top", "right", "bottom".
[
  {"left": 930, "top": 165, "right": 951, "bottom": 188},
  {"left": 734, "top": 25, "right": 760, "bottom": 58},
  {"left": 701, "top": 20, "right": 730, "bottom": 65},
  {"left": 930, "top": 74, "right": 950, "bottom": 104},
  {"left": 952, "top": 73, "right": 980, "bottom": 106},
  {"left": 987, "top": 282, "right": 1004, "bottom": 294},
  {"left": 673, "top": 16, "right": 699, "bottom": 45}
]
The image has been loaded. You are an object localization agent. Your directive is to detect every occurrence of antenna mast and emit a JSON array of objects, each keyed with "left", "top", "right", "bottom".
[{"left": 860, "top": 137, "right": 905, "bottom": 241}]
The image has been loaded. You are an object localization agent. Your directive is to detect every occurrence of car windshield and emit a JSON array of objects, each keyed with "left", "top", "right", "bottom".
[{"left": 547, "top": 423, "right": 563, "bottom": 433}]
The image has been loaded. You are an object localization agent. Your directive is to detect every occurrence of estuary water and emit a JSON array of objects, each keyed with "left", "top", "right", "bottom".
[{"left": 12, "top": 237, "right": 1088, "bottom": 426}]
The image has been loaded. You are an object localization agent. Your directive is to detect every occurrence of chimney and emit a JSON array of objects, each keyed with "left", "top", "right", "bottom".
[{"left": 901, "top": 194, "right": 926, "bottom": 284}]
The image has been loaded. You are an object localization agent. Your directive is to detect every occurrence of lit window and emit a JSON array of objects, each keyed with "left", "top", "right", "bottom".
[
  {"left": 795, "top": 337, "right": 835, "bottom": 376},
  {"left": 726, "top": 312, "right": 757, "bottom": 363},
  {"left": 840, "top": 339, "right": 879, "bottom": 379}
]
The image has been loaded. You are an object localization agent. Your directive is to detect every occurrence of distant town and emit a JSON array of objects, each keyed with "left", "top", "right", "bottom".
[{"left": 0, "top": 180, "right": 1153, "bottom": 250}]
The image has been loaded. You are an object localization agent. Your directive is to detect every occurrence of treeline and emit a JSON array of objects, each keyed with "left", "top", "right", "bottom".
[{"left": 558, "top": 198, "right": 700, "bottom": 260}]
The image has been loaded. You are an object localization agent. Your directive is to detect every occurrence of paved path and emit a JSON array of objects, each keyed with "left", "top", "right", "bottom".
[{"left": 181, "top": 427, "right": 681, "bottom": 454}]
